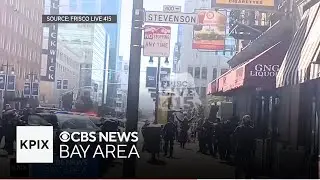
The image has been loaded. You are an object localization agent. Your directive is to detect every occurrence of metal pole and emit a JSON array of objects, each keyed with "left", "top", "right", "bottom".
[
  {"left": 154, "top": 57, "right": 161, "bottom": 124},
  {"left": 3, "top": 61, "right": 9, "bottom": 107},
  {"left": 30, "top": 74, "right": 33, "bottom": 100},
  {"left": 123, "top": 0, "right": 143, "bottom": 177}
]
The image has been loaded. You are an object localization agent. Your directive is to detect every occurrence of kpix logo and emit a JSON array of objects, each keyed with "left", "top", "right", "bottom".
[
  {"left": 16, "top": 126, "right": 53, "bottom": 163},
  {"left": 20, "top": 140, "right": 50, "bottom": 149}
]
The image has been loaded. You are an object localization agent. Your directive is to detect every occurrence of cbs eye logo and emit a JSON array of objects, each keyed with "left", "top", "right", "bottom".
[{"left": 59, "top": 131, "right": 70, "bottom": 142}]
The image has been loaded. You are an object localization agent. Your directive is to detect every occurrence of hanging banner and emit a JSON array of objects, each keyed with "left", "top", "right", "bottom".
[
  {"left": 157, "top": 96, "right": 169, "bottom": 125},
  {"left": 7, "top": 75, "right": 16, "bottom": 91},
  {"left": 146, "top": 67, "right": 157, "bottom": 88},
  {"left": 160, "top": 68, "right": 171, "bottom": 89},
  {"left": 0, "top": 74, "right": 5, "bottom": 90},
  {"left": 24, "top": 83, "right": 31, "bottom": 96},
  {"left": 41, "top": 0, "right": 59, "bottom": 81},
  {"left": 56, "top": 79, "right": 62, "bottom": 89},
  {"left": 211, "top": 0, "right": 276, "bottom": 10},
  {"left": 62, "top": 79, "right": 68, "bottom": 90},
  {"left": 32, "top": 83, "right": 39, "bottom": 96},
  {"left": 192, "top": 10, "right": 227, "bottom": 51}
]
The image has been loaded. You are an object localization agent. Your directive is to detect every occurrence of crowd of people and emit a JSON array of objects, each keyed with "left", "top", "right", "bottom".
[{"left": 141, "top": 106, "right": 256, "bottom": 178}]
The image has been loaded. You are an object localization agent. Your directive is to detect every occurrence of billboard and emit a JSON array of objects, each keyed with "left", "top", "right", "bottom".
[
  {"left": 212, "top": 0, "right": 276, "bottom": 10},
  {"left": 192, "top": 10, "right": 227, "bottom": 51},
  {"left": 146, "top": 67, "right": 157, "bottom": 88},
  {"left": 143, "top": 25, "right": 171, "bottom": 57}
]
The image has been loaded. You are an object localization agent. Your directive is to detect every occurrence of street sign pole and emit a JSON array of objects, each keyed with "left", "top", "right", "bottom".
[
  {"left": 154, "top": 57, "right": 161, "bottom": 124},
  {"left": 123, "top": 0, "right": 144, "bottom": 177}
]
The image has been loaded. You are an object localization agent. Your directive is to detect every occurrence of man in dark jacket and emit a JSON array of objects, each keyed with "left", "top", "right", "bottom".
[
  {"left": 233, "top": 115, "right": 255, "bottom": 178},
  {"left": 202, "top": 118, "right": 215, "bottom": 156},
  {"left": 162, "top": 117, "right": 177, "bottom": 158}
]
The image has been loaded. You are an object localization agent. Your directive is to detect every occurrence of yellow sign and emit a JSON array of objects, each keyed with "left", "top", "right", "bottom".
[
  {"left": 215, "top": 0, "right": 274, "bottom": 7},
  {"left": 157, "top": 96, "right": 168, "bottom": 125}
]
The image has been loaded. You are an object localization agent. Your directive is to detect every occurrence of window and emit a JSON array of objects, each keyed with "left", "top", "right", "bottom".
[
  {"left": 212, "top": 68, "right": 217, "bottom": 80},
  {"left": 201, "top": 67, "right": 207, "bottom": 79},
  {"left": 200, "top": 87, "right": 206, "bottom": 97},
  {"left": 194, "top": 67, "right": 200, "bottom": 78},
  {"left": 196, "top": 87, "right": 200, "bottom": 94},
  {"left": 188, "top": 67, "right": 193, "bottom": 77},
  {"left": 221, "top": 68, "right": 229, "bottom": 75},
  {"left": 116, "top": 103, "right": 122, "bottom": 107}
]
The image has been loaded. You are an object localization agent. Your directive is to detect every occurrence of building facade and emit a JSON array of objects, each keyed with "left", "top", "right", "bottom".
[
  {"left": 115, "top": 57, "right": 128, "bottom": 114},
  {"left": 58, "top": 23, "right": 107, "bottom": 105},
  {"left": 101, "top": 0, "right": 122, "bottom": 109},
  {"left": 0, "top": 0, "right": 43, "bottom": 106},
  {"left": 40, "top": 34, "right": 81, "bottom": 105},
  {"left": 177, "top": 0, "right": 235, "bottom": 103},
  {"left": 58, "top": 0, "right": 121, "bottom": 107}
]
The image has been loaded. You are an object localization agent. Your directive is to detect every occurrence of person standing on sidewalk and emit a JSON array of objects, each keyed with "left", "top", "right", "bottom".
[
  {"left": 162, "top": 116, "right": 177, "bottom": 158},
  {"left": 176, "top": 113, "right": 194, "bottom": 149},
  {"left": 233, "top": 115, "right": 256, "bottom": 178}
]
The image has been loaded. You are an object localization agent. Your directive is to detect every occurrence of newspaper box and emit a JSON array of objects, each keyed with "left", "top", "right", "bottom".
[{"left": 143, "top": 124, "right": 162, "bottom": 153}]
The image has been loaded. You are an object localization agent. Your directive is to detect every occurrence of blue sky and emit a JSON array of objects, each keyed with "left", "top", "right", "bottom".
[{"left": 119, "top": 0, "right": 185, "bottom": 62}]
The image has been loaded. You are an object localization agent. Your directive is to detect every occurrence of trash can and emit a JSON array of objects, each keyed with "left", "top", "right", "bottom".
[{"left": 143, "top": 124, "right": 162, "bottom": 154}]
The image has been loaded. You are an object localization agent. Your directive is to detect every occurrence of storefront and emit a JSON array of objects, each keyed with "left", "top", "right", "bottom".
[
  {"left": 275, "top": 2, "right": 320, "bottom": 178},
  {"left": 208, "top": 39, "right": 291, "bottom": 121},
  {"left": 207, "top": 27, "right": 293, "bottom": 176}
]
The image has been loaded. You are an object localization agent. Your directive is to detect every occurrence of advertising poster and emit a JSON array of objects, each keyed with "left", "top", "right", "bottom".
[
  {"left": 211, "top": 0, "right": 276, "bottom": 10},
  {"left": 146, "top": 67, "right": 157, "bottom": 88},
  {"left": 192, "top": 10, "right": 227, "bottom": 51},
  {"left": 143, "top": 25, "right": 171, "bottom": 57}
]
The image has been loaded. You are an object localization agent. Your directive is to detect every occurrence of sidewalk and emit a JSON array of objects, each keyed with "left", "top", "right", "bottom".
[{"left": 103, "top": 142, "right": 235, "bottom": 178}]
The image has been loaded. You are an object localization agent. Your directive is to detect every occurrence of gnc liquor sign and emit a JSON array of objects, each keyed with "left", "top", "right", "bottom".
[{"left": 249, "top": 64, "right": 280, "bottom": 77}]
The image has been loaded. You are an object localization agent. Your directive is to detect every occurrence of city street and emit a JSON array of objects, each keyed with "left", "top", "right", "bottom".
[{"left": 104, "top": 142, "right": 235, "bottom": 178}]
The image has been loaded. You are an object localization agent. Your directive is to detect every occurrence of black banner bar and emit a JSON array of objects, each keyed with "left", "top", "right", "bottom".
[{"left": 42, "top": 15, "right": 117, "bottom": 23}]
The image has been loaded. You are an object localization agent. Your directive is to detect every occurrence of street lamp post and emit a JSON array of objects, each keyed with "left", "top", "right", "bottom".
[
  {"left": 149, "top": 57, "right": 169, "bottom": 124},
  {"left": 0, "top": 61, "right": 15, "bottom": 107}
]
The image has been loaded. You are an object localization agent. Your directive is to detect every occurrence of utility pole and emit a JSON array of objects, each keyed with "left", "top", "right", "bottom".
[
  {"left": 154, "top": 57, "right": 161, "bottom": 124},
  {"left": 123, "top": 0, "right": 144, "bottom": 177}
]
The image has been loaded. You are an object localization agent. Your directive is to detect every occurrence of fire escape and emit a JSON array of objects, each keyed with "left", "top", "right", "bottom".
[{"left": 229, "top": 10, "right": 272, "bottom": 49}]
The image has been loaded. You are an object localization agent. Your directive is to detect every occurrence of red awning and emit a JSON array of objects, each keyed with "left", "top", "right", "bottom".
[
  {"left": 209, "top": 40, "right": 291, "bottom": 94},
  {"left": 207, "top": 80, "right": 218, "bottom": 95}
]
